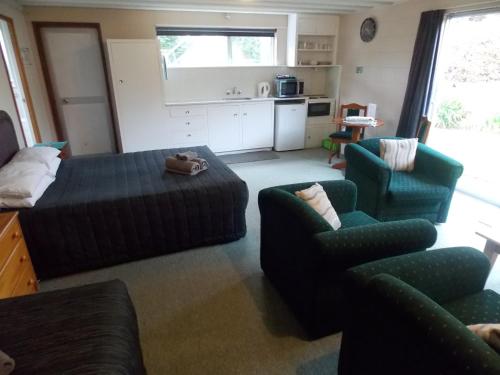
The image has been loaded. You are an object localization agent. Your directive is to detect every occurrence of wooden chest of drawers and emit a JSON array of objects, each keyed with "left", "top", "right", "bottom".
[{"left": 0, "top": 212, "right": 38, "bottom": 298}]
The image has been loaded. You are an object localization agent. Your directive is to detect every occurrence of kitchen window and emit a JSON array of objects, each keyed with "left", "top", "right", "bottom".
[{"left": 156, "top": 27, "right": 276, "bottom": 67}]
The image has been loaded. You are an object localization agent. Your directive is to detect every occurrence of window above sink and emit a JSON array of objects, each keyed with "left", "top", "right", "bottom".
[{"left": 157, "top": 27, "right": 277, "bottom": 68}]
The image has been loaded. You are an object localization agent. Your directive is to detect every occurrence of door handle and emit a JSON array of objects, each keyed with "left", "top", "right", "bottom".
[{"left": 62, "top": 98, "right": 70, "bottom": 104}]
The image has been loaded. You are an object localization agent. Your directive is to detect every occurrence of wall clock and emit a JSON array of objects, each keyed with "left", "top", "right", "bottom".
[{"left": 360, "top": 18, "right": 377, "bottom": 42}]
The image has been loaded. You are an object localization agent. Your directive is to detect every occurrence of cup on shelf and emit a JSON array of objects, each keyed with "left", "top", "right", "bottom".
[{"left": 298, "top": 41, "right": 306, "bottom": 49}]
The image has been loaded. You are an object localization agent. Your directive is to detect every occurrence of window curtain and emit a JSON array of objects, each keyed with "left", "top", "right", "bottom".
[{"left": 396, "top": 10, "right": 445, "bottom": 138}]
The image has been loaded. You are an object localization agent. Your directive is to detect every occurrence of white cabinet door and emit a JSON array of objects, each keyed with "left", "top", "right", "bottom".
[
  {"left": 208, "top": 104, "right": 241, "bottom": 152},
  {"left": 316, "top": 16, "right": 338, "bottom": 35},
  {"left": 305, "top": 125, "right": 335, "bottom": 148},
  {"left": 107, "top": 40, "right": 164, "bottom": 153},
  {"left": 297, "top": 16, "right": 316, "bottom": 35},
  {"left": 298, "top": 15, "right": 338, "bottom": 36},
  {"left": 241, "top": 102, "right": 274, "bottom": 149}
]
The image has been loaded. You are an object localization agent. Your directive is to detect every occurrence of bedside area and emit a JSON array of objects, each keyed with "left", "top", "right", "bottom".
[{"left": 0, "top": 212, "right": 38, "bottom": 298}]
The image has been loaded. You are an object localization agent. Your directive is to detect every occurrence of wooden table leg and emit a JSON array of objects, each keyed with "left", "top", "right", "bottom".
[{"left": 484, "top": 240, "right": 500, "bottom": 268}]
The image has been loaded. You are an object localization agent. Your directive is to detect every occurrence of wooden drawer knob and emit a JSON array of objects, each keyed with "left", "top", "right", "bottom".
[
  {"left": 12, "top": 231, "right": 21, "bottom": 240},
  {"left": 20, "top": 255, "right": 27, "bottom": 263},
  {"left": 28, "top": 279, "right": 36, "bottom": 287}
]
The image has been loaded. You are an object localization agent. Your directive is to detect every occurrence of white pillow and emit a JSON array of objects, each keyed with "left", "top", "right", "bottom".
[
  {"left": 12, "top": 146, "right": 60, "bottom": 169},
  {"left": 47, "top": 157, "right": 62, "bottom": 177},
  {"left": 0, "top": 161, "right": 47, "bottom": 198},
  {"left": 0, "top": 174, "right": 54, "bottom": 208},
  {"left": 295, "top": 183, "right": 341, "bottom": 230},
  {"left": 380, "top": 138, "right": 418, "bottom": 172}
]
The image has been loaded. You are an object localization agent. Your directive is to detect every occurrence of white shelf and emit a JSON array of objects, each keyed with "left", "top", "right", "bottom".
[
  {"left": 296, "top": 65, "right": 336, "bottom": 68},
  {"left": 297, "top": 49, "right": 333, "bottom": 52}
]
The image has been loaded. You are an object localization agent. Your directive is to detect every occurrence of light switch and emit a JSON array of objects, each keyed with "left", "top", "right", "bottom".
[{"left": 356, "top": 66, "right": 364, "bottom": 74}]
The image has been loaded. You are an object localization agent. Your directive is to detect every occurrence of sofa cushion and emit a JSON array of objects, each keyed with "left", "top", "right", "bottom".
[
  {"left": 295, "top": 183, "right": 341, "bottom": 230},
  {"left": 443, "top": 290, "right": 500, "bottom": 325},
  {"left": 380, "top": 138, "right": 418, "bottom": 172},
  {"left": 388, "top": 171, "right": 450, "bottom": 202},
  {"left": 330, "top": 130, "right": 353, "bottom": 139},
  {"left": 338, "top": 210, "right": 379, "bottom": 229},
  {"left": 0, "top": 280, "right": 145, "bottom": 375}
]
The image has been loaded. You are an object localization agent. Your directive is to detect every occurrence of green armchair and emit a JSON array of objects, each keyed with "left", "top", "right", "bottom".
[
  {"left": 345, "top": 138, "right": 464, "bottom": 223},
  {"left": 339, "top": 247, "right": 500, "bottom": 375},
  {"left": 258, "top": 180, "right": 438, "bottom": 338}
]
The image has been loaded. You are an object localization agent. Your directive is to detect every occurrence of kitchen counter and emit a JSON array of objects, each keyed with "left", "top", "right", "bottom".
[{"left": 165, "top": 96, "right": 309, "bottom": 106}]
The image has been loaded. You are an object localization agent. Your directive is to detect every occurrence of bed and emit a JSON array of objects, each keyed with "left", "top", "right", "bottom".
[{"left": 0, "top": 111, "right": 249, "bottom": 279}]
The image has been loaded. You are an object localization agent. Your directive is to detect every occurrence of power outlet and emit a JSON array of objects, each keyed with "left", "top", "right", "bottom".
[{"left": 356, "top": 66, "right": 364, "bottom": 74}]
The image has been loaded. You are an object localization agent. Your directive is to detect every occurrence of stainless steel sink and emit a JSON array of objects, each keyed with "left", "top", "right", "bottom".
[{"left": 222, "top": 97, "right": 253, "bottom": 101}]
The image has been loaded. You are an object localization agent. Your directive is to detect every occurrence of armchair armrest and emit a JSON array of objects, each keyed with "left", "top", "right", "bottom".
[
  {"left": 346, "top": 247, "right": 490, "bottom": 304},
  {"left": 345, "top": 144, "right": 392, "bottom": 195},
  {"left": 414, "top": 143, "right": 464, "bottom": 187},
  {"left": 312, "top": 219, "right": 437, "bottom": 272}
]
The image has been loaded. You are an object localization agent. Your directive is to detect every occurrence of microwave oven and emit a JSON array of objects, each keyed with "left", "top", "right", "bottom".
[{"left": 274, "top": 76, "right": 304, "bottom": 98}]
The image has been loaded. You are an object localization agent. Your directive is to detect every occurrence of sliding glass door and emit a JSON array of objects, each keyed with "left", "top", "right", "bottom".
[{"left": 428, "top": 10, "right": 500, "bottom": 206}]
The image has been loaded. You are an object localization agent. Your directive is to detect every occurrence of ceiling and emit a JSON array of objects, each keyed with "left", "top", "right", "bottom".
[{"left": 15, "top": 0, "right": 401, "bottom": 14}]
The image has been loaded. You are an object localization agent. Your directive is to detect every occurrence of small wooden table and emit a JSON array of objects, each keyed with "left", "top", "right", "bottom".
[
  {"left": 331, "top": 118, "right": 385, "bottom": 170},
  {"left": 476, "top": 223, "right": 500, "bottom": 268}
]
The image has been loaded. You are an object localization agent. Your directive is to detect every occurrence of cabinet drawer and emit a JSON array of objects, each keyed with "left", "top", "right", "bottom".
[
  {"left": 169, "top": 116, "right": 206, "bottom": 131},
  {"left": 169, "top": 106, "right": 206, "bottom": 118},
  {"left": 169, "top": 129, "right": 207, "bottom": 145},
  {"left": 0, "top": 240, "right": 32, "bottom": 298},
  {"left": 0, "top": 219, "right": 22, "bottom": 270},
  {"left": 12, "top": 264, "right": 38, "bottom": 298}
]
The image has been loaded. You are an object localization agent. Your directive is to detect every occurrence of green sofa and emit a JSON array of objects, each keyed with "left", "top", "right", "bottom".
[
  {"left": 339, "top": 247, "right": 500, "bottom": 375},
  {"left": 345, "top": 137, "right": 464, "bottom": 223},
  {"left": 258, "top": 180, "right": 438, "bottom": 338}
]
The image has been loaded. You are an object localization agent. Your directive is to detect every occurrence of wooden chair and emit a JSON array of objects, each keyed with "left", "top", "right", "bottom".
[
  {"left": 417, "top": 116, "right": 431, "bottom": 144},
  {"left": 328, "top": 103, "right": 368, "bottom": 164}
]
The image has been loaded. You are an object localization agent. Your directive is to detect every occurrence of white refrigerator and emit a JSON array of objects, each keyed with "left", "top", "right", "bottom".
[{"left": 273, "top": 100, "right": 307, "bottom": 151}]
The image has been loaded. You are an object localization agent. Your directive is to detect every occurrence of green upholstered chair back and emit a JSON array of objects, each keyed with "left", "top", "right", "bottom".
[{"left": 364, "top": 274, "right": 500, "bottom": 374}]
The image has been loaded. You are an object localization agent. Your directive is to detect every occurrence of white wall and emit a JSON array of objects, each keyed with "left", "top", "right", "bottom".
[
  {"left": 25, "top": 6, "right": 335, "bottom": 134},
  {"left": 164, "top": 66, "right": 327, "bottom": 103},
  {"left": 0, "top": 1, "right": 56, "bottom": 142},
  {"left": 337, "top": 0, "right": 500, "bottom": 137}
]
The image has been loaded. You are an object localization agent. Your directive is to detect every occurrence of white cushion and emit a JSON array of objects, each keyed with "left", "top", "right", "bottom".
[
  {"left": 0, "top": 161, "right": 47, "bottom": 198},
  {"left": 12, "top": 146, "right": 60, "bottom": 169},
  {"left": 380, "top": 138, "right": 418, "bottom": 172},
  {"left": 47, "top": 157, "right": 62, "bottom": 177},
  {"left": 0, "top": 174, "right": 55, "bottom": 208},
  {"left": 295, "top": 183, "right": 341, "bottom": 230}
]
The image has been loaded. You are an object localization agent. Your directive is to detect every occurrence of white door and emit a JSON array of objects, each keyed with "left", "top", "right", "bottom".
[
  {"left": 208, "top": 104, "right": 241, "bottom": 152},
  {"left": 41, "top": 26, "right": 115, "bottom": 155},
  {"left": 241, "top": 102, "right": 274, "bottom": 149},
  {"left": 107, "top": 40, "right": 165, "bottom": 153}
]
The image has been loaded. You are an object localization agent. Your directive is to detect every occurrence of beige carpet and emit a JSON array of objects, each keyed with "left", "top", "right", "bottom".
[{"left": 41, "top": 148, "right": 500, "bottom": 374}]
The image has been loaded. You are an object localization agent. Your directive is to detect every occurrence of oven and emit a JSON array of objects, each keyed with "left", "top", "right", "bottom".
[{"left": 307, "top": 97, "right": 336, "bottom": 124}]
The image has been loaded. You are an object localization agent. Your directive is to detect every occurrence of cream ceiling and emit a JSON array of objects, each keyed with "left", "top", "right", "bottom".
[{"left": 16, "top": 0, "right": 400, "bottom": 14}]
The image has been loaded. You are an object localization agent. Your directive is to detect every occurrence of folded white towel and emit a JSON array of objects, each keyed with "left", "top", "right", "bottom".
[
  {"left": 345, "top": 116, "right": 375, "bottom": 123},
  {"left": 0, "top": 350, "right": 15, "bottom": 375}
]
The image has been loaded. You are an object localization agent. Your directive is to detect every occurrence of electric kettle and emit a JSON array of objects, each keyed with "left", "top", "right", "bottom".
[{"left": 257, "top": 81, "right": 271, "bottom": 98}]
